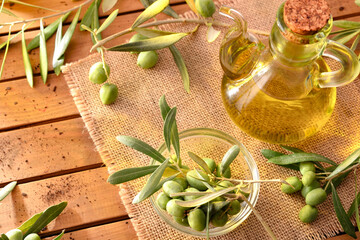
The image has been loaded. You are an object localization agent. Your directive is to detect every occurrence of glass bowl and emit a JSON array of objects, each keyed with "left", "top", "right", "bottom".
[{"left": 149, "top": 128, "right": 260, "bottom": 237}]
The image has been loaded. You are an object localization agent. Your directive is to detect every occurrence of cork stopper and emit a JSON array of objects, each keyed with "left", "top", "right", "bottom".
[{"left": 283, "top": 0, "right": 331, "bottom": 35}]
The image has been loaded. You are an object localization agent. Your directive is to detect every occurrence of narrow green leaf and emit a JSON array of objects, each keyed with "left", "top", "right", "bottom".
[
  {"left": 116, "top": 135, "right": 166, "bottom": 163},
  {"left": 39, "top": 19, "right": 48, "bottom": 84},
  {"left": 164, "top": 107, "right": 177, "bottom": 151},
  {"left": 24, "top": 202, "right": 68, "bottom": 236},
  {"left": 268, "top": 153, "right": 338, "bottom": 166},
  {"left": 141, "top": 0, "right": 179, "bottom": 19},
  {"left": 131, "top": 0, "right": 169, "bottom": 29},
  {"left": 332, "top": 30, "right": 357, "bottom": 41},
  {"left": 80, "top": 0, "right": 101, "bottom": 31},
  {"left": 169, "top": 45, "right": 190, "bottom": 93},
  {"left": 53, "top": 230, "right": 65, "bottom": 240},
  {"left": 108, "top": 33, "right": 188, "bottom": 52},
  {"left": 159, "top": 95, "right": 171, "bottom": 121},
  {"left": 195, "top": 169, "right": 214, "bottom": 191},
  {"left": 0, "top": 181, "right": 16, "bottom": 201},
  {"left": 139, "top": 0, "right": 151, "bottom": 7},
  {"left": 185, "top": 0, "right": 198, "bottom": 15},
  {"left": 206, "top": 203, "right": 210, "bottom": 240},
  {"left": 134, "top": 27, "right": 175, "bottom": 37},
  {"left": 351, "top": 34, "right": 360, "bottom": 51},
  {"left": 327, "top": 148, "right": 360, "bottom": 180},
  {"left": 27, "top": 12, "right": 70, "bottom": 51},
  {"left": 97, "top": 9, "right": 118, "bottom": 34},
  {"left": 330, "top": 28, "right": 360, "bottom": 36},
  {"left": 221, "top": 145, "right": 240, "bottom": 174},
  {"left": 331, "top": 183, "right": 356, "bottom": 239},
  {"left": 154, "top": 173, "right": 179, "bottom": 193},
  {"left": 206, "top": 24, "right": 221, "bottom": 43},
  {"left": 8, "top": 0, "right": 58, "bottom": 12},
  {"left": 334, "top": 20, "right": 360, "bottom": 29},
  {"left": 107, "top": 165, "right": 158, "bottom": 184},
  {"left": 280, "top": 145, "right": 304, "bottom": 153},
  {"left": 354, "top": 170, "right": 360, "bottom": 232},
  {"left": 261, "top": 149, "right": 284, "bottom": 159},
  {"left": 90, "top": 1, "right": 102, "bottom": 53},
  {"left": 335, "top": 30, "right": 360, "bottom": 45},
  {"left": 176, "top": 187, "right": 237, "bottom": 208},
  {"left": 102, "top": 0, "right": 118, "bottom": 13},
  {"left": 54, "top": 56, "right": 64, "bottom": 76},
  {"left": 133, "top": 158, "right": 169, "bottom": 203},
  {"left": 171, "top": 121, "right": 180, "bottom": 163},
  {"left": 188, "top": 152, "right": 212, "bottom": 174},
  {"left": 53, "top": 19, "right": 63, "bottom": 74},
  {"left": 22, "top": 25, "right": 33, "bottom": 88},
  {"left": 18, "top": 213, "right": 42, "bottom": 233},
  {"left": 0, "top": 26, "right": 12, "bottom": 80},
  {"left": 1, "top": 234, "right": 9, "bottom": 240},
  {"left": 53, "top": 7, "right": 81, "bottom": 69},
  {"left": 348, "top": 192, "right": 360, "bottom": 218},
  {"left": 1, "top": 8, "right": 20, "bottom": 18},
  {"left": 325, "top": 170, "right": 351, "bottom": 195}
]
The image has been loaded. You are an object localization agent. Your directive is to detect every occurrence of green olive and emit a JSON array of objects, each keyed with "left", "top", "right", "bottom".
[
  {"left": 299, "top": 205, "right": 318, "bottom": 223},
  {"left": 173, "top": 177, "right": 188, "bottom": 190},
  {"left": 227, "top": 200, "right": 241, "bottom": 215},
  {"left": 209, "top": 188, "right": 226, "bottom": 202},
  {"left": 89, "top": 62, "right": 110, "bottom": 84},
  {"left": 302, "top": 171, "right": 316, "bottom": 186},
  {"left": 203, "top": 158, "right": 216, "bottom": 173},
  {"left": 281, "top": 176, "right": 302, "bottom": 194},
  {"left": 211, "top": 210, "right": 228, "bottom": 227},
  {"left": 201, "top": 203, "right": 214, "bottom": 216},
  {"left": 129, "top": 34, "right": 148, "bottom": 54},
  {"left": 137, "top": 51, "right": 158, "bottom": 69},
  {"left": 173, "top": 216, "right": 190, "bottom": 226},
  {"left": 188, "top": 208, "right": 206, "bottom": 231},
  {"left": 99, "top": 83, "right": 118, "bottom": 105},
  {"left": 305, "top": 188, "right": 327, "bottom": 206},
  {"left": 163, "top": 180, "right": 184, "bottom": 198},
  {"left": 195, "top": 0, "right": 216, "bottom": 18},
  {"left": 215, "top": 164, "right": 231, "bottom": 178},
  {"left": 186, "top": 169, "right": 210, "bottom": 191},
  {"left": 24, "top": 233, "right": 41, "bottom": 240},
  {"left": 166, "top": 199, "right": 186, "bottom": 217},
  {"left": 299, "top": 162, "right": 315, "bottom": 175},
  {"left": 156, "top": 192, "right": 171, "bottom": 210},
  {"left": 301, "top": 180, "right": 321, "bottom": 198},
  {"left": 184, "top": 187, "right": 200, "bottom": 201},
  {"left": 212, "top": 201, "right": 229, "bottom": 212},
  {"left": 5, "top": 229, "right": 23, "bottom": 240}
]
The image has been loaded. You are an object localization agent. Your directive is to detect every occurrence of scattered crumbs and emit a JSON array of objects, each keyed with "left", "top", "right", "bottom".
[
  {"left": 339, "top": 6, "right": 344, "bottom": 11},
  {"left": 53, "top": 86, "right": 57, "bottom": 92},
  {"left": 14, "top": 102, "right": 18, "bottom": 105},
  {"left": 59, "top": 132, "right": 63, "bottom": 135},
  {"left": 47, "top": 83, "right": 51, "bottom": 87},
  {"left": 21, "top": 193, "right": 28, "bottom": 197}
]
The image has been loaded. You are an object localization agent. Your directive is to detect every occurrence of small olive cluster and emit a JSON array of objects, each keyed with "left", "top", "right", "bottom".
[
  {"left": 88, "top": 62, "right": 119, "bottom": 105},
  {"left": 156, "top": 156, "right": 245, "bottom": 232},
  {"left": 3, "top": 229, "right": 40, "bottom": 240},
  {"left": 129, "top": 34, "right": 159, "bottom": 69},
  {"left": 281, "top": 162, "right": 326, "bottom": 223}
]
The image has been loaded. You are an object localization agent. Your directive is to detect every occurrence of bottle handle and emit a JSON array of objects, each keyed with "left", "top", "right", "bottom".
[{"left": 317, "top": 39, "right": 360, "bottom": 88}]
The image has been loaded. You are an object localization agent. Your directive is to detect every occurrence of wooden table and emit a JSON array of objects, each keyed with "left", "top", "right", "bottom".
[{"left": 0, "top": 0, "right": 359, "bottom": 239}]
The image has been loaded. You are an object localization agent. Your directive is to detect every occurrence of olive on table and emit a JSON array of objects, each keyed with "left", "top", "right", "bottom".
[
  {"left": 184, "top": 187, "right": 200, "bottom": 201},
  {"left": 299, "top": 162, "right": 315, "bottom": 175},
  {"left": 227, "top": 200, "right": 241, "bottom": 215},
  {"left": 129, "top": 33, "right": 148, "bottom": 54},
  {"left": 301, "top": 180, "right": 321, "bottom": 198},
  {"left": 99, "top": 83, "right": 118, "bottom": 105},
  {"left": 302, "top": 171, "right": 316, "bottom": 186},
  {"left": 89, "top": 62, "right": 110, "bottom": 84},
  {"left": 5, "top": 229, "right": 23, "bottom": 240},
  {"left": 203, "top": 158, "right": 216, "bottom": 173},
  {"left": 24, "top": 233, "right": 41, "bottom": 240},
  {"left": 211, "top": 210, "right": 228, "bottom": 227},
  {"left": 299, "top": 205, "right": 318, "bottom": 223},
  {"left": 156, "top": 192, "right": 171, "bottom": 210},
  {"left": 166, "top": 199, "right": 187, "bottom": 217},
  {"left": 173, "top": 216, "right": 190, "bottom": 226},
  {"left": 163, "top": 180, "right": 184, "bottom": 198},
  {"left": 137, "top": 51, "right": 158, "bottom": 69},
  {"left": 195, "top": 0, "right": 216, "bottom": 18},
  {"left": 186, "top": 169, "right": 210, "bottom": 191},
  {"left": 188, "top": 208, "right": 206, "bottom": 231},
  {"left": 305, "top": 188, "right": 327, "bottom": 206},
  {"left": 173, "top": 177, "right": 188, "bottom": 190},
  {"left": 281, "top": 176, "right": 302, "bottom": 194}
]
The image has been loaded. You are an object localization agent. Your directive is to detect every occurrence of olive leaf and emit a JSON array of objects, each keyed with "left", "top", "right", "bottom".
[
  {"left": 195, "top": 169, "right": 214, "bottom": 191},
  {"left": 268, "top": 153, "right": 338, "bottom": 166},
  {"left": 80, "top": 0, "right": 101, "bottom": 31},
  {"left": 206, "top": 203, "right": 210, "bottom": 240},
  {"left": 171, "top": 120, "right": 180, "bottom": 163},
  {"left": 331, "top": 183, "right": 357, "bottom": 239},
  {"left": 18, "top": 213, "right": 42, "bottom": 233},
  {"left": 1, "top": 8, "right": 20, "bottom": 19},
  {"left": 102, "top": 0, "right": 118, "bottom": 13},
  {"left": 221, "top": 145, "right": 240, "bottom": 175},
  {"left": 97, "top": 9, "right": 118, "bottom": 34},
  {"left": 27, "top": 12, "right": 70, "bottom": 51},
  {"left": 351, "top": 34, "right": 360, "bottom": 51},
  {"left": 334, "top": 20, "right": 360, "bottom": 29},
  {"left": 22, "top": 25, "right": 33, "bottom": 88},
  {"left": 0, "top": 26, "right": 12, "bottom": 80},
  {"left": 108, "top": 33, "right": 188, "bottom": 52},
  {"left": 91, "top": 1, "right": 102, "bottom": 50},
  {"left": 188, "top": 152, "right": 212, "bottom": 174},
  {"left": 206, "top": 24, "right": 221, "bottom": 43},
  {"left": 261, "top": 149, "right": 283, "bottom": 159},
  {"left": 116, "top": 135, "right": 166, "bottom": 163},
  {"left": 334, "top": 30, "right": 360, "bottom": 45},
  {"left": 326, "top": 148, "right": 360, "bottom": 180},
  {"left": 53, "top": 230, "right": 65, "bottom": 240},
  {"left": 140, "top": 0, "right": 179, "bottom": 19},
  {"left": 154, "top": 173, "right": 179, "bottom": 193},
  {"left": 107, "top": 165, "right": 159, "bottom": 184},
  {"left": 132, "top": 158, "right": 170, "bottom": 204},
  {"left": 131, "top": 0, "right": 169, "bottom": 29},
  {"left": 348, "top": 192, "right": 360, "bottom": 218},
  {"left": 280, "top": 145, "right": 304, "bottom": 153},
  {"left": 159, "top": 95, "right": 171, "bottom": 121},
  {"left": 354, "top": 170, "right": 360, "bottom": 232},
  {"left": 39, "top": 19, "right": 48, "bottom": 84},
  {"left": 325, "top": 171, "right": 351, "bottom": 195},
  {"left": 0, "top": 181, "right": 16, "bottom": 201},
  {"left": 164, "top": 107, "right": 177, "bottom": 151},
  {"left": 24, "top": 202, "right": 68, "bottom": 237},
  {"left": 185, "top": 0, "right": 198, "bottom": 15},
  {"left": 1, "top": 234, "right": 9, "bottom": 240},
  {"left": 169, "top": 45, "right": 190, "bottom": 93},
  {"left": 175, "top": 186, "right": 237, "bottom": 208},
  {"left": 53, "top": 19, "right": 64, "bottom": 76},
  {"left": 135, "top": 27, "right": 175, "bottom": 37}
]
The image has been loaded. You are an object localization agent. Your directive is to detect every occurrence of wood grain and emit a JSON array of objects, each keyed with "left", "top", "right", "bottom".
[
  {"left": 329, "top": 232, "right": 360, "bottom": 240},
  {"left": 0, "top": 167, "right": 127, "bottom": 234},
  {"left": 0, "top": 118, "right": 103, "bottom": 184},
  {"left": 42, "top": 220, "right": 137, "bottom": 240}
]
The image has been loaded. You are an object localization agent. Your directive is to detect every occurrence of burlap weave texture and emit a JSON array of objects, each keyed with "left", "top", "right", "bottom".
[{"left": 62, "top": 0, "right": 360, "bottom": 239}]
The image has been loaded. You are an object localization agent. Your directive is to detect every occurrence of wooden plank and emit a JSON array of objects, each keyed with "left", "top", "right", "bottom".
[
  {"left": 0, "top": 3, "right": 190, "bottom": 80},
  {"left": 0, "top": 167, "right": 127, "bottom": 233},
  {"left": 0, "top": 118, "right": 103, "bottom": 184},
  {"left": 42, "top": 220, "right": 137, "bottom": 240},
  {"left": 0, "top": 74, "right": 78, "bottom": 130},
  {"left": 329, "top": 0, "right": 360, "bottom": 20},
  {"left": 0, "top": 0, "right": 185, "bottom": 34},
  {"left": 329, "top": 232, "right": 360, "bottom": 240}
]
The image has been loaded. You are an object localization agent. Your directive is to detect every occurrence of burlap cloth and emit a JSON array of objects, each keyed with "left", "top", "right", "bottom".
[{"left": 62, "top": 0, "right": 360, "bottom": 239}]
